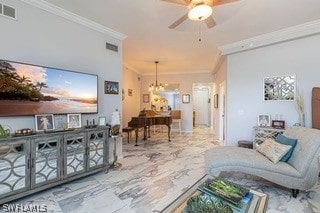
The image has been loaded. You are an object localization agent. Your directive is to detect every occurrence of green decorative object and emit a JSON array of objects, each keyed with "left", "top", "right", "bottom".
[
  {"left": 0, "top": 125, "right": 7, "bottom": 138},
  {"left": 200, "top": 177, "right": 249, "bottom": 205},
  {"left": 185, "top": 194, "right": 233, "bottom": 213}
]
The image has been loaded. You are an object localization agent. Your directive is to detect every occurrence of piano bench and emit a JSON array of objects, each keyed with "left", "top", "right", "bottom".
[{"left": 122, "top": 127, "right": 134, "bottom": 143}]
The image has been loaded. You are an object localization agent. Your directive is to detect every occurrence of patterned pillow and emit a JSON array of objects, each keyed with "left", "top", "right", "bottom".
[{"left": 257, "top": 138, "right": 292, "bottom": 164}]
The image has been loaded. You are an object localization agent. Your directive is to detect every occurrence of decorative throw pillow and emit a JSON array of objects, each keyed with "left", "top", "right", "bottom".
[
  {"left": 257, "top": 138, "right": 292, "bottom": 164},
  {"left": 275, "top": 134, "right": 297, "bottom": 162}
]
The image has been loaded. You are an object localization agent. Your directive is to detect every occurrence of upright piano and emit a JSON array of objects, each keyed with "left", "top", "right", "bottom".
[{"left": 128, "top": 110, "right": 172, "bottom": 145}]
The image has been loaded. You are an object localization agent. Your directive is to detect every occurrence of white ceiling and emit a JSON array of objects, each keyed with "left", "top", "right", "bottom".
[{"left": 44, "top": 0, "right": 320, "bottom": 74}]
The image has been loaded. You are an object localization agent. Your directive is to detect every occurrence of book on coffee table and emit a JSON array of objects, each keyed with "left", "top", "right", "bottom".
[
  {"left": 197, "top": 177, "right": 253, "bottom": 213},
  {"left": 185, "top": 191, "right": 253, "bottom": 213},
  {"left": 198, "top": 177, "right": 250, "bottom": 205}
]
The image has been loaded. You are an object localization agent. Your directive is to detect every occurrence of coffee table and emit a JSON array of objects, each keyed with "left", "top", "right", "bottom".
[{"left": 162, "top": 175, "right": 268, "bottom": 213}]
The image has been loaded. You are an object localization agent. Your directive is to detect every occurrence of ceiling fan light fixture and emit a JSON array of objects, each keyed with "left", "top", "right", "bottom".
[{"left": 188, "top": 4, "right": 212, "bottom": 21}]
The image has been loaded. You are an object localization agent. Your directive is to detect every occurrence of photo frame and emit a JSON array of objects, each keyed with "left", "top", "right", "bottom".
[
  {"left": 67, "top": 114, "right": 82, "bottom": 129},
  {"left": 182, "top": 94, "right": 190, "bottom": 103},
  {"left": 35, "top": 114, "right": 55, "bottom": 131},
  {"left": 128, "top": 89, "right": 133, "bottom": 96},
  {"left": 272, "top": 120, "right": 285, "bottom": 129},
  {"left": 143, "top": 94, "right": 150, "bottom": 103},
  {"left": 264, "top": 75, "right": 295, "bottom": 101},
  {"left": 54, "top": 114, "right": 67, "bottom": 130},
  {"left": 214, "top": 94, "right": 218, "bottom": 108},
  {"left": 257, "top": 115, "right": 271, "bottom": 127},
  {"left": 98, "top": 116, "right": 107, "bottom": 126},
  {"left": 105, "top": 81, "right": 119, "bottom": 94}
]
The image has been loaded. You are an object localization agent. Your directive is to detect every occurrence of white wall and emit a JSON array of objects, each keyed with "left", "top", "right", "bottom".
[
  {"left": 122, "top": 67, "right": 141, "bottom": 127},
  {"left": 213, "top": 58, "right": 227, "bottom": 140},
  {"left": 0, "top": 0, "right": 123, "bottom": 131},
  {"left": 141, "top": 72, "right": 214, "bottom": 132},
  {"left": 226, "top": 34, "right": 320, "bottom": 146}
]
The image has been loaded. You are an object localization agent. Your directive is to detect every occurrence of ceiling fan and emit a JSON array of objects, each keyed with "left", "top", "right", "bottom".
[{"left": 161, "top": 0, "right": 239, "bottom": 29}]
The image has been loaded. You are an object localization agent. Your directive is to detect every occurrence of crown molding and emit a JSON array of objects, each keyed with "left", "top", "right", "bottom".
[
  {"left": 212, "top": 52, "right": 226, "bottom": 73},
  {"left": 123, "top": 63, "right": 141, "bottom": 75},
  {"left": 219, "top": 19, "right": 320, "bottom": 55},
  {"left": 20, "top": 0, "right": 127, "bottom": 41}
]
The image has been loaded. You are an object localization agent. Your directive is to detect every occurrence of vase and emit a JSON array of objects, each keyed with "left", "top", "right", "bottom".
[{"left": 299, "top": 113, "right": 305, "bottom": 127}]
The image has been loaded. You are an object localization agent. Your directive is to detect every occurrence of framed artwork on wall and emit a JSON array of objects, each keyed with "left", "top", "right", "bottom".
[
  {"left": 143, "top": 94, "right": 150, "bottom": 103},
  {"left": 105, "top": 81, "right": 119, "bottom": 94},
  {"left": 35, "top": 114, "right": 55, "bottom": 131},
  {"left": 214, "top": 94, "right": 218, "bottom": 108},
  {"left": 182, "top": 94, "right": 190, "bottom": 103},
  {"left": 264, "top": 75, "right": 295, "bottom": 101}
]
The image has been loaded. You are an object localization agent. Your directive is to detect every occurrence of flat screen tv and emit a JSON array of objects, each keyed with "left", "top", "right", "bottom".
[{"left": 0, "top": 59, "right": 98, "bottom": 116}]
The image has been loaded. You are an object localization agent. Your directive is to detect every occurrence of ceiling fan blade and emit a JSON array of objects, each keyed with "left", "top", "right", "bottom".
[
  {"left": 207, "top": 0, "right": 240, "bottom": 7},
  {"left": 160, "top": 0, "right": 189, "bottom": 6},
  {"left": 169, "top": 13, "right": 189, "bottom": 29},
  {"left": 204, "top": 16, "right": 216, "bottom": 28}
]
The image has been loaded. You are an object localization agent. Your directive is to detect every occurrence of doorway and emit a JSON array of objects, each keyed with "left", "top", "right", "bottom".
[
  {"left": 219, "top": 81, "right": 226, "bottom": 141},
  {"left": 193, "top": 84, "right": 212, "bottom": 127}
]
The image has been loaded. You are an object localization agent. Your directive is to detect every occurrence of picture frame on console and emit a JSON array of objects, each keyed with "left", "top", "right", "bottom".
[
  {"left": 35, "top": 114, "right": 55, "bottom": 131},
  {"left": 272, "top": 120, "right": 285, "bottom": 129},
  {"left": 98, "top": 116, "right": 107, "bottom": 126},
  {"left": 67, "top": 114, "right": 81, "bottom": 129},
  {"left": 258, "top": 114, "right": 271, "bottom": 127}
]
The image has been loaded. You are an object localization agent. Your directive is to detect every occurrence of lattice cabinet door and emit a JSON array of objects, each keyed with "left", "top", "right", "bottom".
[
  {"left": 31, "top": 135, "right": 62, "bottom": 188},
  {"left": 63, "top": 132, "right": 86, "bottom": 177},
  {"left": 87, "top": 129, "right": 107, "bottom": 171},
  {"left": 0, "top": 138, "right": 30, "bottom": 200},
  {"left": 253, "top": 126, "right": 285, "bottom": 149}
]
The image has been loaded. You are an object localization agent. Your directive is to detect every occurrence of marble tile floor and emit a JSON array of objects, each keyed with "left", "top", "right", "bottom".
[{"left": 1, "top": 126, "right": 320, "bottom": 213}]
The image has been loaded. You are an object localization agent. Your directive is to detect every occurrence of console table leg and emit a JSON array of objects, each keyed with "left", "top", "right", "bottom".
[{"left": 110, "top": 136, "right": 122, "bottom": 169}]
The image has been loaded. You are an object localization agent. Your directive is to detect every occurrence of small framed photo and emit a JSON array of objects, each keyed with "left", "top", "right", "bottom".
[
  {"left": 143, "top": 94, "right": 150, "bottom": 103},
  {"left": 105, "top": 81, "right": 119, "bottom": 94},
  {"left": 258, "top": 115, "right": 271, "bottom": 127},
  {"left": 35, "top": 114, "right": 55, "bottom": 131},
  {"left": 182, "top": 94, "right": 190, "bottom": 103},
  {"left": 67, "top": 114, "right": 81, "bottom": 128},
  {"left": 128, "top": 89, "right": 133, "bottom": 96},
  {"left": 214, "top": 94, "right": 218, "bottom": 108},
  {"left": 98, "top": 116, "right": 107, "bottom": 126},
  {"left": 272, "top": 120, "right": 285, "bottom": 129}
]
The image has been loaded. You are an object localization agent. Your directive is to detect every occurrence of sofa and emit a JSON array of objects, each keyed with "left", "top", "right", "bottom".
[{"left": 205, "top": 127, "right": 320, "bottom": 197}]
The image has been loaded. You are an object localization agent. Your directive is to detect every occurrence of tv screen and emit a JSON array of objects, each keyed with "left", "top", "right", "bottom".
[{"left": 0, "top": 60, "right": 98, "bottom": 116}]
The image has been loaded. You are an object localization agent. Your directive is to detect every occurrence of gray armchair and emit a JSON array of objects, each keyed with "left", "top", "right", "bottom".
[{"left": 205, "top": 127, "right": 320, "bottom": 197}]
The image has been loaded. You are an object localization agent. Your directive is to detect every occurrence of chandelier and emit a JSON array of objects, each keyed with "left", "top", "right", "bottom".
[{"left": 149, "top": 61, "right": 164, "bottom": 92}]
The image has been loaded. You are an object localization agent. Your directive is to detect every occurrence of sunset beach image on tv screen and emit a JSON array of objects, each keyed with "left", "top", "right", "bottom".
[{"left": 0, "top": 60, "right": 98, "bottom": 116}]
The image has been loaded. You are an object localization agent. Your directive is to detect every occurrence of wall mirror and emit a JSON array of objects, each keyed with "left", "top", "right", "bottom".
[
  {"left": 264, "top": 75, "right": 295, "bottom": 101},
  {"left": 152, "top": 83, "right": 180, "bottom": 111}
]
